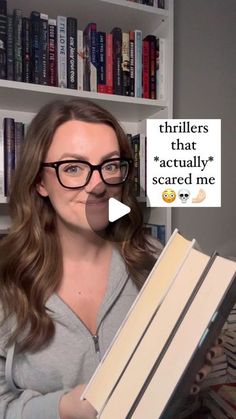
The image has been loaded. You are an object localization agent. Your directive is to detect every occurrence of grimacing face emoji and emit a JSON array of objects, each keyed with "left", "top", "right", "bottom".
[{"left": 162, "top": 189, "right": 176, "bottom": 203}]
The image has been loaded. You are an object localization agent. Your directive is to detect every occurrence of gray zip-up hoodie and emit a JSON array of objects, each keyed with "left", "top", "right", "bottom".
[{"left": 0, "top": 248, "right": 140, "bottom": 419}]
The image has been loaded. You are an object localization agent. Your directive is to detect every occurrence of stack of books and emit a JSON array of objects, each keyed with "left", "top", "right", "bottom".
[{"left": 81, "top": 229, "right": 236, "bottom": 419}]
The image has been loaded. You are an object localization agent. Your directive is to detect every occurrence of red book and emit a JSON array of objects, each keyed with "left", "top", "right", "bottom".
[{"left": 105, "top": 32, "right": 113, "bottom": 94}]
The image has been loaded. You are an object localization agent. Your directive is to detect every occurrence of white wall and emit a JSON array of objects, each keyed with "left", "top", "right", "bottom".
[{"left": 172, "top": 0, "right": 236, "bottom": 257}]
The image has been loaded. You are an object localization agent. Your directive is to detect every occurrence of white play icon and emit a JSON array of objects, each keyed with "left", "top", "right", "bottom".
[{"left": 108, "top": 198, "right": 131, "bottom": 222}]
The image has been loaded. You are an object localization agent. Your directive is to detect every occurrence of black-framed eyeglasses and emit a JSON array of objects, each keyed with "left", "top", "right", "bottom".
[{"left": 41, "top": 157, "right": 133, "bottom": 189}]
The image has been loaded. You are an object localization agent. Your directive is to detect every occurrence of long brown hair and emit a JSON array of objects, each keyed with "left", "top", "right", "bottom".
[{"left": 0, "top": 98, "right": 160, "bottom": 352}]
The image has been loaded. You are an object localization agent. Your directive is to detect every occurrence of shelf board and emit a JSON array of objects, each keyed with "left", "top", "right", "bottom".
[
  {"left": 0, "top": 80, "right": 167, "bottom": 122},
  {"left": 7, "top": 0, "right": 168, "bottom": 37}
]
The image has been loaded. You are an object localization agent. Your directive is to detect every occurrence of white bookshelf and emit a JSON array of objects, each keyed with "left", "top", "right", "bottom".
[{"left": 0, "top": 0, "right": 174, "bottom": 241}]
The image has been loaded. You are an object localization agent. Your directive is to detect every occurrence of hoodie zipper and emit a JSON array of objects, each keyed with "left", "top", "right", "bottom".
[{"left": 78, "top": 274, "right": 129, "bottom": 358}]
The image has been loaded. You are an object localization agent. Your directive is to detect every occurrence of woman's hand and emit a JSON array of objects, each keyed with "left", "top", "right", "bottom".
[{"left": 59, "top": 384, "right": 97, "bottom": 419}]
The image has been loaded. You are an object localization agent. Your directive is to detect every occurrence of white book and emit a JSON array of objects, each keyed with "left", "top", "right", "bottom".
[
  {"left": 77, "top": 29, "right": 84, "bottom": 92},
  {"left": 157, "top": 37, "right": 166, "bottom": 100},
  {"left": 57, "top": 16, "right": 67, "bottom": 88}
]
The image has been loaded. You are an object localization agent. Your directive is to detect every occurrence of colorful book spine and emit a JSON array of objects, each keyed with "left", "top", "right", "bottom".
[
  {"left": 134, "top": 29, "right": 142, "bottom": 98},
  {"left": 111, "top": 27, "right": 122, "bottom": 95},
  {"left": 39, "top": 13, "right": 48, "bottom": 85},
  {"left": 13, "top": 9, "right": 23, "bottom": 82},
  {"left": 48, "top": 19, "right": 57, "bottom": 86},
  {"left": 0, "top": 0, "right": 7, "bottom": 79},
  {"left": 122, "top": 32, "right": 130, "bottom": 96},
  {"left": 57, "top": 15, "right": 67, "bottom": 88},
  {"left": 129, "top": 31, "right": 135, "bottom": 97},
  {"left": 67, "top": 17, "right": 77, "bottom": 89},
  {"left": 77, "top": 29, "right": 83, "bottom": 92},
  {"left": 30, "top": 11, "right": 40, "bottom": 84},
  {"left": 22, "top": 17, "right": 31, "bottom": 83}
]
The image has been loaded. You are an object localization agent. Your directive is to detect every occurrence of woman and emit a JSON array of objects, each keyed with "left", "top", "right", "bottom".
[
  {"left": 0, "top": 98, "right": 223, "bottom": 419},
  {"left": 0, "top": 98, "right": 160, "bottom": 419}
]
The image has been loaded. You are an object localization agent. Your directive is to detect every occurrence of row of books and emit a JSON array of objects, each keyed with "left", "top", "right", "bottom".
[
  {"left": 0, "top": 2, "right": 166, "bottom": 99},
  {"left": 0, "top": 117, "right": 26, "bottom": 197},
  {"left": 127, "top": 0, "right": 165, "bottom": 8}
]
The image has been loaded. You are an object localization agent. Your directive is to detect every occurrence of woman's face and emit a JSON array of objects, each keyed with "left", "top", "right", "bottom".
[{"left": 37, "top": 120, "right": 122, "bottom": 233}]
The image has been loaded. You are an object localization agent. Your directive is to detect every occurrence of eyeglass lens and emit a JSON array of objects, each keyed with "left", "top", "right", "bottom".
[{"left": 58, "top": 160, "right": 129, "bottom": 188}]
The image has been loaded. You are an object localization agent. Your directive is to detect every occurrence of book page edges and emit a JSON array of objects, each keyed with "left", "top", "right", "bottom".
[{"left": 81, "top": 230, "right": 195, "bottom": 409}]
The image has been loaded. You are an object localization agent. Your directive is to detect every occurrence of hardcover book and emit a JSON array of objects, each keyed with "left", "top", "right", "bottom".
[{"left": 81, "top": 230, "right": 236, "bottom": 419}]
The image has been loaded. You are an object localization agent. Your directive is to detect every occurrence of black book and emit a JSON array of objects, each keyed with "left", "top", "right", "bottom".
[
  {"left": 3, "top": 117, "right": 15, "bottom": 197},
  {"left": 39, "top": 13, "right": 48, "bottom": 85},
  {"left": 97, "top": 31, "right": 106, "bottom": 86},
  {"left": 22, "top": 17, "right": 31, "bottom": 83},
  {"left": 6, "top": 15, "right": 13, "bottom": 80},
  {"left": 67, "top": 17, "right": 77, "bottom": 89},
  {"left": 110, "top": 27, "right": 122, "bottom": 95},
  {"left": 30, "top": 11, "right": 40, "bottom": 84},
  {"left": 0, "top": 0, "right": 6, "bottom": 15},
  {"left": 0, "top": 0, "right": 7, "bottom": 79},
  {"left": 14, "top": 121, "right": 24, "bottom": 169},
  {"left": 13, "top": 9, "right": 23, "bottom": 82}
]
